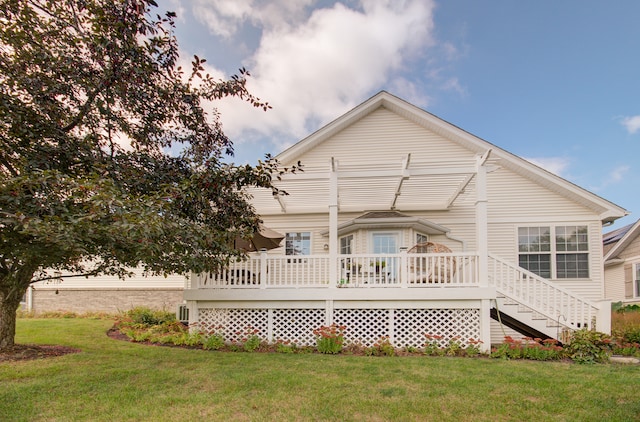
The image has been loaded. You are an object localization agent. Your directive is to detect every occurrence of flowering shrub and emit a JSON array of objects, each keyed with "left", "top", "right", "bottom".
[
  {"left": 465, "top": 338, "right": 484, "bottom": 357},
  {"left": 235, "top": 327, "right": 261, "bottom": 352},
  {"left": 612, "top": 340, "right": 640, "bottom": 357},
  {"left": 313, "top": 324, "right": 345, "bottom": 354},
  {"left": 444, "top": 336, "right": 463, "bottom": 356},
  {"left": 491, "top": 336, "right": 564, "bottom": 361},
  {"left": 423, "top": 334, "right": 445, "bottom": 356}
]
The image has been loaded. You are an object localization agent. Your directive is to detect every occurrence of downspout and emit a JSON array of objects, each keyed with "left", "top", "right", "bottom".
[{"left": 27, "top": 285, "right": 33, "bottom": 312}]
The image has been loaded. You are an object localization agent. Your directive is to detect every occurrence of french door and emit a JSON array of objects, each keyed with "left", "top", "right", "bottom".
[{"left": 371, "top": 232, "right": 399, "bottom": 281}]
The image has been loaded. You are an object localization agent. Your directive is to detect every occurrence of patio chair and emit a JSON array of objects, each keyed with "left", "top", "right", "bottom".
[{"left": 407, "top": 242, "right": 456, "bottom": 283}]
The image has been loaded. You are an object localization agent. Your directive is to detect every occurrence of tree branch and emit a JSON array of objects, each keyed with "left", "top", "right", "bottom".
[{"left": 31, "top": 270, "right": 104, "bottom": 283}]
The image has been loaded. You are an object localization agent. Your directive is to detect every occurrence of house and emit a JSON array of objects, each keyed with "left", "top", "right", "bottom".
[
  {"left": 24, "top": 269, "right": 185, "bottom": 314},
  {"left": 603, "top": 219, "right": 640, "bottom": 305},
  {"left": 183, "top": 91, "right": 627, "bottom": 351}
]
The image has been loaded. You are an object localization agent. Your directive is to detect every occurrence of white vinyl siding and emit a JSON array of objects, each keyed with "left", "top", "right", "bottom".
[
  {"left": 604, "top": 264, "right": 625, "bottom": 302},
  {"left": 30, "top": 268, "right": 185, "bottom": 290},
  {"left": 253, "top": 104, "right": 609, "bottom": 302}
]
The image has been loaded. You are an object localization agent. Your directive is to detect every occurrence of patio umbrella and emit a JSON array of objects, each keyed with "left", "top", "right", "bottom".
[{"left": 234, "top": 225, "right": 285, "bottom": 252}]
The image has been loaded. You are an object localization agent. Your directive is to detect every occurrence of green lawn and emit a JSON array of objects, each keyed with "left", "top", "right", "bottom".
[{"left": 1, "top": 319, "right": 639, "bottom": 421}]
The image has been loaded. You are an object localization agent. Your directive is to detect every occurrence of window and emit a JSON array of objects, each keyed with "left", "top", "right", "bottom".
[
  {"left": 518, "top": 227, "right": 551, "bottom": 278},
  {"left": 340, "top": 235, "right": 353, "bottom": 255},
  {"left": 372, "top": 232, "right": 399, "bottom": 254},
  {"left": 635, "top": 264, "right": 640, "bottom": 298},
  {"left": 416, "top": 233, "right": 429, "bottom": 245},
  {"left": 518, "top": 225, "right": 589, "bottom": 279},
  {"left": 555, "top": 226, "right": 589, "bottom": 278},
  {"left": 286, "top": 232, "right": 310, "bottom": 262}
]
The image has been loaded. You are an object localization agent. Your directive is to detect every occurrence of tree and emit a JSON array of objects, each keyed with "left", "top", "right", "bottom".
[{"left": 0, "top": 0, "right": 298, "bottom": 350}]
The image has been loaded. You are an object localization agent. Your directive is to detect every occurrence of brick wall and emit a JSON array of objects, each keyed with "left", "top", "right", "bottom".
[{"left": 30, "top": 288, "right": 184, "bottom": 314}]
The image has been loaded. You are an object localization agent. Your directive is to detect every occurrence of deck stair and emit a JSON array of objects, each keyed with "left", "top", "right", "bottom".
[
  {"left": 492, "top": 295, "right": 564, "bottom": 341},
  {"left": 488, "top": 254, "right": 602, "bottom": 341}
]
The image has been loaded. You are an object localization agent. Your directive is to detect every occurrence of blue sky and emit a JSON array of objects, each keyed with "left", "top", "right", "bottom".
[{"left": 166, "top": 0, "right": 640, "bottom": 231}]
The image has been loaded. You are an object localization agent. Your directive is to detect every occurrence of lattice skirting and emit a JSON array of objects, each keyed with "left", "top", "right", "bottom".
[{"left": 197, "top": 306, "right": 481, "bottom": 348}]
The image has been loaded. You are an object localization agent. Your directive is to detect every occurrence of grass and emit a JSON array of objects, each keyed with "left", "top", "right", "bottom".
[{"left": 1, "top": 319, "right": 639, "bottom": 421}]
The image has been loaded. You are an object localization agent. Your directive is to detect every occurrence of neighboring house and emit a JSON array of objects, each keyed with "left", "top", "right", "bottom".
[
  {"left": 603, "top": 219, "right": 640, "bottom": 305},
  {"left": 183, "top": 91, "right": 627, "bottom": 351},
  {"left": 24, "top": 269, "right": 185, "bottom": 314}
]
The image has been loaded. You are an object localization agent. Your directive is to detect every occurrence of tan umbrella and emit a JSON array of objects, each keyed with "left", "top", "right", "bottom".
[{"left": 235, "top": 225, "right": 284, "bottom": 252}]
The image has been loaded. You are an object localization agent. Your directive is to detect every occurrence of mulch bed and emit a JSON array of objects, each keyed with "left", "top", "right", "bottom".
[
  {"left": 0, "top": 344, "right": 81, "bottom": 363},
  {"left": 0, "top": 327, "right": 129, "bottom": 362}
]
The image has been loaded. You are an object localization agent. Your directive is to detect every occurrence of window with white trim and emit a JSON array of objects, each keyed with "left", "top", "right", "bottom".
[
  {"left": 518, "top": 225, "right": 589, "bottom": 279},
  {"left": 340, "top": 234, "right": 353, "bottom": 255},
  {"left": 286, "top": 232, "right": 310, "bottom": 262},
  {"left": 416, "top": 233, "right": 429, "bottom": 245}
]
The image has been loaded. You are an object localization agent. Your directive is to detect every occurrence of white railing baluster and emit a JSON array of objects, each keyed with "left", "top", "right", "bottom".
[
  {"left": 195, "top": 252, "right": 479, "bottom": 289},
  {"left": 488, "top": 254, "right": 601, "bottom": 334}
]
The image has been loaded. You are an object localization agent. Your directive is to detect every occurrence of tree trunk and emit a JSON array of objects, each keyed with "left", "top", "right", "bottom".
[
  {"left": 0, "top": 290, "right": 23, "bottom": 351},
  {"left": 0, "top": 266, "right": 34, "bottom": 351}
]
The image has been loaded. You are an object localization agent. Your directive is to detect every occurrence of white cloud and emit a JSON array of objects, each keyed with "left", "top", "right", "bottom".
[
  {"left": 201, "top": 0, "right": 437, "bottom": 145},
  {"left": 524, "top": 157, "right": 570, "bottom": 177},
  {"left": 191, "top": 0, "right": 316, "bottom": 37},
  {"left": 621, "top": 115, "right": 640, "bottom": 134},
  {"left": 590, "top": 165, "right": 630, "bottom": 192}
]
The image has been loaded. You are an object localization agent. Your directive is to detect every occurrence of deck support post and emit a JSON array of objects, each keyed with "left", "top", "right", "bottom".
[
  {"left": 476, "top": 152, "right": 491, "bottom": 352},
  {"left": 479, "top": 299, "right": 492, "bottom": 352},
  {"left": 329, "top": 158, "right": 339, "bottom": 287},
  {"left": 186, "top": 300, "right": 199, "bottom": 333},
  {"left": 399, "top": 247, "right": 408, "bottom": 288},
  {"left": 595, "top": 299, "right": 612, "bottom": 334},
  {"left": 475, "top": 151, "right": 490, "bottom": 287},
  {"left": 260, "top": 248, "right": 268, "bottom": 289}
]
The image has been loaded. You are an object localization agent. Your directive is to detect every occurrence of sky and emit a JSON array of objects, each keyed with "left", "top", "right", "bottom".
[{"left": 164, "top": 0, "right": 640, "bottom": 231}]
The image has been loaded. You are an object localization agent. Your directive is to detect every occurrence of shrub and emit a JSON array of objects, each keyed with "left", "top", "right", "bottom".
[
  {"left": 202, "top": 333, "right": 225, "bottom": 351},
  {"left": 612, "top": 308, "right": 640, "bottom": 343},
  {"left": 365, "top": 336, "right": 395, "bottom": 356},
  {"left": 124, "top": 307, "right": 176, "bottom": 326},
  {"left": 172, "top": 331, "right": 205, "bottom": 347},
  {"left": 612, "top": 340, "right": 640, "bottom": 357},
  {"left": 444, "top": 336, "right": 463, "bottom": 357},
  {"left": 275, "top": 340, "right": 297, "bottom": 354},
  {"left": 313, "top": 324, "right": 345, "bottom": 354},
  {"left": 243, "top": 335, "right": 261, "bottom": 352},
  {"left": 465, "top": 338, "right": 484, "bottom": 357},
  {"left": 490, "top": 336, "right": 564, "bottom": 361},
  {"left": 423, "top": 334, "right": 445, "bottom": 356},
  {"left": 565, "top": 329, "right": 613, "bottom": 364}
]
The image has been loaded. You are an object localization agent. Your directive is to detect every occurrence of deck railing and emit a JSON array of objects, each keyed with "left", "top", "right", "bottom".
[
  {"left": 193, "top": 251, "right": 479, "bottom": 289},
  {"left": 488, "top": 254, "right": 603, "bottom": 331}
]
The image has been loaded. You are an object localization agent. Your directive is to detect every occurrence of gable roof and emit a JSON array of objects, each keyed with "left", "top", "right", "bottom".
[
  {"left": 604, "top": 219, "right": 640, "bottom": 261},
  {"left": 272, "top": 91, "right": 627, "bottom": 223}
]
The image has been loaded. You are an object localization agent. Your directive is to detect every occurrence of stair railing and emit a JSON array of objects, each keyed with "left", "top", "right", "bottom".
[{"left": 488, "top": 254, "right": 600, "bottom": 332}]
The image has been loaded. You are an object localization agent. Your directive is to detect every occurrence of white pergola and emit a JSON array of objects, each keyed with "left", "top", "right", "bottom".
[{"left": 249, "top": 150, "right": 494, "bottom": 287}]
